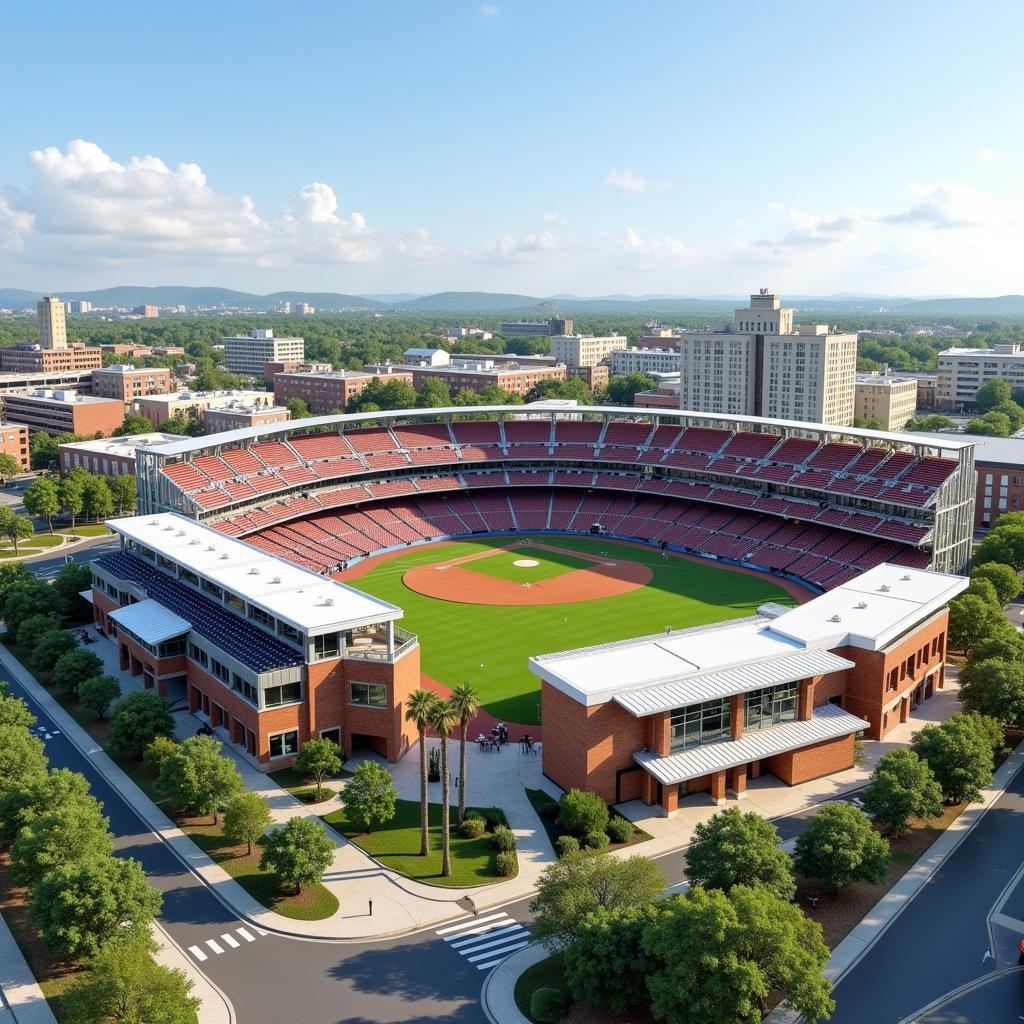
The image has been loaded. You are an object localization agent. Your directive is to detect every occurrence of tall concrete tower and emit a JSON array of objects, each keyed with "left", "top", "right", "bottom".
[{"left": 37, "top": 296, "right": 68, "bottom": 350}]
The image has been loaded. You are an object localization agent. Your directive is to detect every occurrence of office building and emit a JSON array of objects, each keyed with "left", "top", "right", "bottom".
[
  {"left": 202, "top": 402, "right": 291, "bottom": 431},
  {"left": 610, "top": 347, "right": 682, "bottom": 376},
  {"left": 501, "top": 317, "right": 573, "bottom": 338},
  {"left": 636, "top": 324, "right": 682, "bottom": 350},
  {"left": 223, "top": 330, "right": 305, "bottom": 377},
  {"left": 92, "top": 365, "right": 173, "bottom": 406},
  {"left": 37, "top": 297, "right": 68, "bottom": 349},
  {"left": 2, "top": 390, "right": 125, "bottom": 436},
  {"left": 69, "top": 300, "right": 92, "bottom": 314},
  {"left": 533, "top": 563, "right": 965, "bottom": 814},
  {"left": 293, "top": 302, "right": 314, "bottom": 316},
  {"left": 133, "top": 389, "right": 281, "bottom": 428},
  {"left": 273, "top": 368, "right": 415, "bottom": 415},
  {"left": 936, "top": 343, "right": 1024, "bottom": 410},
  {"left": 364, "top": 358, "right": 567, "bottom": 398},
  {"left": 678, "top": 290, "right": 857, "bottom": 426},
  {"left": 59, "top": 432, "right": 187, "bottom": 477},
  {"left": 132, "top": 305, "right": 159, "bottom": 318},
  {"left": 0, "top": 345, "right": 103, "bottom": 374},
  {"left": 402, "top": 348, "right": 451, "bottom": 367},
  {"left": 0, "top": 424, "right": 30, "bottom": 470},
  {"left": 550, "top": 334, "right": 628, "bottom": 368},
  {"left": 90, "top": 513, "right": 421, "bottom": 769},
  {"left": 854, "top": 370, "right": 919, "bottom": 431}
]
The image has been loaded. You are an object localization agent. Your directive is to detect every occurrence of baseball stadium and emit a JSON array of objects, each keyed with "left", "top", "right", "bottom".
[{"left": 91, "top": 406, "right": 974, "bottom": 812}]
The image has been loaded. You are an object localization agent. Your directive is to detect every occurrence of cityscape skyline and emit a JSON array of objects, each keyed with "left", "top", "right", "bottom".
[{"left": 1, "top": 1, "right": 1022, "bottom": 296}]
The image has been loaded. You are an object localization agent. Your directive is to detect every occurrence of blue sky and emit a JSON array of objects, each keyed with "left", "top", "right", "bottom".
[{"left": 1, "top": 0, "right": 1021, "bottom": 296}]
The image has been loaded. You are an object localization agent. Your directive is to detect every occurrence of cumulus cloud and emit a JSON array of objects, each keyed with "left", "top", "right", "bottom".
[
  {"left": 0, "top": 195, "right": 34, "bottom": 253},
  {"left": 481, "top": 231, "right": 558, "bottom": 262},
  {"left": 612, "top": 226, "right": 691, "bottom": 267},
  {"left": 879, "top": 181, "right": 998, "bottom": 229},
  {"left": 541, "top": 212, "right": 568, "bottom": 226},
  {"left": 605, "top": 167, "right": 649, "bottom": 192}
]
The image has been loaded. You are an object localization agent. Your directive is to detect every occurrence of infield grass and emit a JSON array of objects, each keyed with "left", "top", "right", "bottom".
[
  {"left": 352, "top": 536, "right": 798, "bottom": 725},
  {"left": 457, "top": 543, "right": 593, "bottom": 583}
]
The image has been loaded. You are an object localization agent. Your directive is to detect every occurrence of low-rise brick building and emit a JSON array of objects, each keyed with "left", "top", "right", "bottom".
[
  {"left": 92, "top": 364, "right": 173, "bottom": 405},
  {"left": 273, "top": 368, "right": 415, "bottom": 414},
  {"left": 0, "top": 423, "right": 29, "bottom": 470},
  {"left": 0, "top": 345, "right": 103, "bottom": 374},
  {"left": 2, "top": 389, "right": 125, "bottom": 436},
  {"left": 59, "top": 432, "right": 187, "bottom": 477},
  {"left": 530, "top": 564, "right": 965, "bottom": 815},
  {"left": 202, "top": 402, "right": 291, "bottom": 431}
]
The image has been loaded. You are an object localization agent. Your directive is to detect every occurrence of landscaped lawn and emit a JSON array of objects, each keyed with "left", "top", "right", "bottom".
[
  {"left": 269, "top": 763, "right": 352, "bottom": 801},
  {"left": 458, "top": 544, "right": 594, "bottom": 584},
  {"left": 353, "top": 536, "right": 796, "bottom": 724},
  {"left": 58, "top": 523, "right": 111, "bottom": 537},
  {"left": 0, "top": 534, "right": 64, "bottom": 558},
  {"left": 322, "top": 798, "right": 513, "bottom": 887}
]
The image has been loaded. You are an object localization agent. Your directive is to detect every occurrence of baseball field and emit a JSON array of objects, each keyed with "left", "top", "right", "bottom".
[{"left": 345, "top": 535, "right": 801, "bottom": 726}]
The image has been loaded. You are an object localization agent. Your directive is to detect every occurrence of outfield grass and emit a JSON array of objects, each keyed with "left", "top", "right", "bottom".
[
  {"left": 322, "top": 798, "right": 513, "bottom": 887},
  {"left": 354, "top": 536, "right": 797, "bottom": 724},
  {"left": 458, "top": 544, "right": 594, "bottom": 584}
]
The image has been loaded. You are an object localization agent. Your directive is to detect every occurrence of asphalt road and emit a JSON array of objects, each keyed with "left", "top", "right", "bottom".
[{"left": 25, "top": 536, "right": 119, "bottom": 578}]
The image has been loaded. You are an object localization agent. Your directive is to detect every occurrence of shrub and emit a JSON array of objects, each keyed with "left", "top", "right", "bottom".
[
  {"left": 555, "top": 835, "right": 580, "bottom": 859},
  {"left": 491, "top": 824, "right": 516, "bottom": 851},
  {"left": 606, "top": 815, "right": 634, "bottom": 844},
  {"left": 558, "top": 788, "right": 609, "bottom": 837},
  {"left": 494, "top": 850, "right": 517, "bottom": 877},
  {"left": 540, "top": 800, "right": 560, "bottom": 820},
  {"left": 16, "top": 613, "right": 60, "bottom": 650},
  {"left": 484, "top": 810, "right": 503, "bottom": 832},
  {"left": 530, "top": 987, "right": 566, "bottom": 1023},
  {"left": 584, "top": 830, "right": 610, "bottom": 851},
  {"left": 459, "top": 817, "right": 486, "bottom": 839}
]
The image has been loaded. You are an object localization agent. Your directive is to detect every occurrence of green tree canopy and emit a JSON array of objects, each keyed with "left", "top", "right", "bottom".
[
  {"left": 23, "top": 477, "right": 60, "bottom": 533},
  {"left": 3, "top": 580, "right": 59, "bottom": 635},
  {"left": 107, "top": 474, "right": 137, "bottom": 514},
  {"left": 294, "top": 737, "right": 344, "bottom": 801},
  {"left": 30, "top": 854, "right": 163, "bottom": 959},
  {"left": 416, "top": 377, "right": 452, "bottom": 408},
  {"left": 79, "top": 676, "right": 122, "bottom": 720},
  {"left": 975, "top": 378, "right": 1013, "bottom": 412},
  {"left": 58, "top": 473, "right": 86, "bottom": 528},
  {"left": 81, "top": 475, "right": 114, "bottom": 521},
  {"left": 0, "top": 682, "right": 36, "bottom": 729},
  {"left": 0, "top": 507, "right": 34, "bottom": 554},
  {"left": 52, "top": 648, "right": 105, "bottom": 697},
  {"left": 793, "top": 803, "right": 889, "bottom": 890},
  {"left": 0, "top": 452, "right": 23, "bottom": 483},
  {"left": 946, "top": 593, "right": 1005, "bottom": 654},
  {"left": 31, "top": 628, "right": 77, "bottom": 673},
  {"left": 959, "top": 658, "right": 1024, "bottom": 729},
  {"left": 604, "top": 373, "right": 657, "bottom": 405},
  {"left": 222, "top": 792, "right": 273, "bottom": 855},
  {"left": 340, "top": 760, "right": 398, "bottom": 833},
  {"left": 259, "top": 816, "right": 334, "bottom": 893},
  {"left": 685, "top": 807, "right": 795, "bottom": 900},
  {"left": 861, "top": 749, "right": 944, "bottom": 837},
  {"left": 0, "top": 724, "right": 48, "bottom": 792},
  {"left": 16, "top": 612, "right": 61, "bottom": 649},
  {"left": 912, "top": 714, "right": 994, "bottom": 804},
  {"left": 971, "top": 562, "right": 1022, "bottom": 605},
  {"left": 10, "top": 798, "right": 114, "bottom": 886},
  {"left": 113, "top": 412, "right": 154, "bottom": 436},
  {"left": 53, "top": 561, "right": 94, "bottom": 617},
  {"left": 974, "top": 526, "right": 1024, "bottom": 571},
  {"left": 107, "top": 691, "right": 175, "bottom": 760},
  {"left": 0, "top": 767, "right": 91, "bottom": 842},
  {"left": 156, "top": 735, "right": 243, "bottom": 823}
]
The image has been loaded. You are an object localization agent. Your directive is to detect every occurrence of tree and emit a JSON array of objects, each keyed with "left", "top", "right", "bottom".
[
  {"left": 340, "top": 760, "right": 398, "bottom": 835},
  {"left": 10, "top": 799, "right": 114, "bottom": 886},
  {"left": 685, "top": 806, "right": 795, "bottom": 900},
  {"left": 30, "top": 432, "right": 61, "bottom": 472},
  {"left": 0, "top": 562, "right": 32, "bottom": 605},
  {"left": 107, "top": 691, "right": 175, "bottom": 760},
  {"left": 16, "top": 612, "right": 61, "bottom": 649},
  {"left": 107, "top": 474, "right": 137, "bottom": 515},
  {"left": 974, "top": 526, "right": 1024, "bottom": 571},
  {"left": 81, "top": 475, "right": 114, "bottom": 522},
  {"left": 79, "top": 676, "right": 122, "bottom": 720},
  {"left": 0, "top": 452, "right": 23, "bottom": 484},
  {"left": 946, "top": 593, "right": 1004, "bottom": 655},
  {"left": 965, "top": 577, "right": 999, "bottom": 606},
  {"left": 0, "top": 724, "right": 48, "bottom": 792},
  {"left": 971, "top": 624, "right": 1024, "bottom": 664},
  {"left": 962, "top": 709, "right": 1007, "bottom": 753},
  {"left": 972, "top": 562, "right": 1022, "bottom": 605},
  {"left": 53, "top": 562, "right": 94, "bottom": 617},
  {"left": 156, "top": 735, "right": 243, "bottom": 823},
  {"left": 259, "top": 816, "right": 334, "bottom": 893},
  {"left": 31, "top": 628, "right": 77, "bottom": 673},
  {"left": 113, "top": 412, "right": 154, "bottom": 436},
  {"left": 0, "top": 682, "right": 35, "bottom": 729},
  {"left": 3, "top": 580, "right": 59, "bottom": 635},
  {"left": 405, "top": 688, "right": 436, "bottom": 857},
  {"left": 449, "top": 682, "right": 480, "bottom": 826},
  {"left": 992, "top": 400, "right": 1024, "bottom": 433},
  {"left": 966, "top": 411, "right": 1012, "bottom": 437},
  {"left": 642, "top": 886, "right": 833, "bottom": 1024},
  {"left": 30, "top": 854, "right": 162, "bottom": 958},
  {"left": 604, "top": 373, "right": 657, "bottom": 406},
  {"left": 0, "top": 767, "right": 91, "bottom": 842},
  {"left": 912, "top": 714, "right": 994, "bottom": 804},
  {"left": 959, "top": 657, "right": 1024, "bottom": 729},
  {"left": 975, "top": 378, "right": 1013, "bottom": 412},
  {"left": 416, "top": 378, "right": 452, "bottom": 408},
  {"left": 530, "top": 852, "right": 666, "bottom": 949},
  {"left": 285, "top": 397, "right": 311, "bottom": 419},
  {"left": 905, "top": 414, "right": 956, "bottom": 432},
  {"left": 62, "top": 934, "right": 199, "bottom": 1024},
  {"left": 143, "top": 735, "right": 179, "bottom": 775},
  {"left": 793, "top": 803, "right": 889, "bottom": 891},
  {"left": 294, "top": 737, "right": 344, "bottom": 801},
  {"left": 558, "top": 788, "right": 610, "bottom": 837},
  {"left": 861, "top": 749, "right": 944, "bottom": 837},
  {"left": 23, "top": 478, "right": 61, "bottom": 533},
  {"left": 0, "top": 507, "right": 34, "bottom": 554},
  {"left": 222, "top": 792, "right": 272, "bottom": 855},
  {"left": 52, "top": 648, "right": 104, "bottom": 698},
  {"left": 564, "top": 903, "right": 660, "bottom": 1014},
  {"left": 58, "top": 473, "right": 86, "bottom": 528},
  {"left": 428, "top": 697, "right": 459, "bottom": 877}
]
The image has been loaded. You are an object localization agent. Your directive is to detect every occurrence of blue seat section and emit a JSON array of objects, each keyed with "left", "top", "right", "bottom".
[{"left": 95, "top": 552, "right": 303, "bottom": 673}]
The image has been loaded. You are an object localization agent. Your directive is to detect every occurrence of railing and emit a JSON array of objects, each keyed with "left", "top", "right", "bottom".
[{"left": 344, "top": 625, "right": 419, "bottom": 662}]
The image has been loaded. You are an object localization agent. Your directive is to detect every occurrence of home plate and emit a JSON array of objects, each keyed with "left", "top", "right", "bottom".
[{"left": 513, "top": 559, "right": 540, "bottom": 567}]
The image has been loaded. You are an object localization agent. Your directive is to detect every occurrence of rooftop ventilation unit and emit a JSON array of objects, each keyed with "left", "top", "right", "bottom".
[
  {"left": 856, "top": 601, "right": 867, "bottom": 609},
  {"left": 324, "top": 598, "right": 334, "bottom": 606},
  {"left": 176, "top": 530, "right": 185, "bottom": 537},
  {"left": 879, "top": 584, "right": 891, "bottom": 592},
  {"left": 829, "top": 614, "right": 842, "bottom": 622},
  {"left": 220, "top": 553, "right": 229, "bottom": 560},
  {"left": 207, "top": 545, "right": 216, "bottom": 551},
  {"left": 149, "top": 520, "right": 159, "bottom": 526},
  {"left": 271, "top": 576, "right": 281, "bottom": 583},
  {"left": 189, "top": 539, "right": 200, "bottom": 545},
  {"left": 248, "top": 568, "right": 260, "bottom": 575},
  {"left": 901, "top": 574, "right": 911, "bottom": 581}
]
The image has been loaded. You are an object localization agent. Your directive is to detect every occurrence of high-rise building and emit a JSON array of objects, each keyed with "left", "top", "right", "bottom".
[
  {"left": 132, "top": 305, "right": 159, "bottom": 318},
  {"left": 678, "top": 289, "right": 857, "bottom": 426},
  {"left": 69, "top": 300, "right": 92, "bottom": 314},
  {"left": 222, "top": 329, "right": 305, "bottom": 377},
  {"left": 501, "top": 317, "right": 573, "bottom": 337},
  {"left": 37, "top": 296, "right": 68, "bottom": 350},
  {"left": 936, "top": 343, "right": 1024, "bottom": 410},
  {"left": 610, "top": 347, "right": 681, "bottom": 376},
  {"left": 293, "top": 302, "right": 314, "bottom": 316}
]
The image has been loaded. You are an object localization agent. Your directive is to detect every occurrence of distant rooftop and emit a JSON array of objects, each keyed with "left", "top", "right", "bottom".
[{"left": 59, "top": 432, "right": 187, "bottom": 455}]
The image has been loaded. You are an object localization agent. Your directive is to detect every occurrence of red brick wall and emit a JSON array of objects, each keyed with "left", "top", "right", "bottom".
[
  {"left": 69, "top": 400, "right": 126, "bottom": 437},
  {"left": 763, "top": 733, "right": 855, "bottom": 785}
]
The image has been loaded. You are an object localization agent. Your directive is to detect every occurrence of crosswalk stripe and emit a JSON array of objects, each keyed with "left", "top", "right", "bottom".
[
  {"left": 467, "top": 939, "right": 531, "bottom": 963},
  {"left": 436, "top": 912, "right": 507, "bottom": 936},
  {"left": 220, "top": 933, "right": 240, "bottom": 948},
  {"left": 236, "top": 927, "right": 256, "bottom": 942},
  {"left": 205, "top": 939, "right": 224, "bottom": 955},
  {"left": 457, "top": 927, "right": 528, "bottom": 956},
  {"left": 188, "top": 945, "right": 208, "bottom": 962},
  {"left": 254, "top": 926, "right": 268, "bottom": 936},
  {"left": 474, "top": 942, "right": 530, "bottom": 970},
  {"left": 449, "top": 923, "right": 524, "bottom": 949}
]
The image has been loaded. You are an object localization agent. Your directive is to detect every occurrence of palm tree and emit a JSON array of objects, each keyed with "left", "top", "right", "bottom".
[
  {"left": 450, "top": 683, "right": 481, "bottom": 826},
  {"left": 428, "top": 698, "right": 460, "bottom": 878},
  {"left": 405, "top": 688, "right": 437, "bottom": 857}
]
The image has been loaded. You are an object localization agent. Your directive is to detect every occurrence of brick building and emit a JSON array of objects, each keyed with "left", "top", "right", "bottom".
[
  {"left": 91, "top": 514, "right": 420, "bottom": 769},
  {"left": 202, "top": 403, "right": 291, "bottom": 431},
  {"left": 133, "top": 389, "right": 281, "bottom": 428},
  {"left": 59, "top": 432, "right": 187, "bottom": 477},
  {"left": 2, "top": 390, "right": 125, "bottom": 436},
  {"left": 364, "top": 359, "right": 567, "bottom": 398},
  {"left": 273, "top": 368, "right": 416, "bottom": 414},
  {"left": 92, "top": 365, "right": 173, "bottom": 405},
  {"left": 0, "top": 345, "right": 103, "bottom": 374},
  {"left": 0, "top": 423, "right": 29, "bottom": 470},
  {"left": 530, "top": 564, "right": 965, "bottom": 815}
]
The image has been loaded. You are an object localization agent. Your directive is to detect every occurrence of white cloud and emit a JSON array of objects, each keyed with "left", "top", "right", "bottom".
[
  {"left": 541, "top": 212, "right": 568, "bottom": 226},
  {"left": 0, "top": 195, "right": 33, "bottom": 253},
  {"left": 977, "top": 147, "right": 1002, "bottom": 162},
  {"left": 481, "top": 231, "right": 558, "bottom": 261},
  {"left": 605, "top": 167, "right": 648, "bottom": 192},
  {"left": 612, "top": 226, "right": 691, "bottom": 267},
  {"left": 879, "top": 181, "right": 1002, "bottom": 229},
  {"left": 396, "top": 227, "right": 445, "bottom": 261},
  {"left": 479, "top": 4, "right": 500, "bottom": 15}
]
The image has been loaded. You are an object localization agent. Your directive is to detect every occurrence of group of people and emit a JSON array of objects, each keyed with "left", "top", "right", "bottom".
[
  {"left": 476, "top": 722, "right": 509, "bottom": 751},
  {"left": 519, "top": 734, "right": 537, "bottom": 755}
]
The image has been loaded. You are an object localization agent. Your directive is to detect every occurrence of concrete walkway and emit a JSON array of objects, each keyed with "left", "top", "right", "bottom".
[{"left": 0, "top": 914, "right": 56, "bottom": 1024}]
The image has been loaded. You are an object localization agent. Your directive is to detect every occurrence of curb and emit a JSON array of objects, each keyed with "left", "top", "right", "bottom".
[
  {"left": 0, "top": 913, "right": 57, "bottom": 1024},
  {"left": 480, "top": 942, "right": 548, "bottom": 1024}
]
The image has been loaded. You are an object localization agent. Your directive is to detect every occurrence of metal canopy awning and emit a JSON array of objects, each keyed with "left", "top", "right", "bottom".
[{"left": 108, "top": 598, "right": 191, "bottom": 645}]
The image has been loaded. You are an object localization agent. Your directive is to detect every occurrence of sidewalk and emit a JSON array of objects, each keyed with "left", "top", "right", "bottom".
[{"left": 0, "top": 914, "right": 56, "bottom": 1024}]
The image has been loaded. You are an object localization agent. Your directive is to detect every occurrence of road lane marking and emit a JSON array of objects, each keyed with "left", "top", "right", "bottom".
[
  {"left": 205, "top": 939, "right": 224, "bottom": 955},
  {"left": 449, "top": 923, "right": 524, "bottom": 949},
  {"left": 437, "top": 912, "right": 507, "bottom": 935},
  {"left": 437, "top": 912, "right": 532, "bottom": 972},
  {"left": 220, "top": 933, "right": 240, "bottom": 948},
  {"left": 236, "top": 927, "right": 256, "bottom": 942},
  {"left": 188, "top": 945, "right": 208, "bottom": 962},
  {"left": 474, "top": 943, "right": 530, "bottom": 970}
]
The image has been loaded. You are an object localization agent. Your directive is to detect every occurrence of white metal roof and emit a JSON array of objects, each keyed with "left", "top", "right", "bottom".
[
  {"left": 107, "top": 513, "right": 402, "bottom": 635},
  {"left": 108, "top": 598, "right": 191, "bottom": 644},
  {"left": 613, "top": 649, "right": 856, "bottom": 717},
  {"left": 634, "top": 703, "right": 869, "bottom": 785}
]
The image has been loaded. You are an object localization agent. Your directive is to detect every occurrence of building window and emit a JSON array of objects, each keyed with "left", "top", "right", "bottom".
[
  {"left": 744, "top": 683, "right": 798, "bottom": 733},
  {"left": 249, "top": 605, "right": 274, "bottom": 629},
  {"left": 350, "top": 682, "right": 388, "bottom": 708},
  {"left": 231, "top": 674, "right": 258, "bottom": 705},
  {"left": 268, "top": 730, "right": 299, "bottom": 759},
  {"left": 264, "top": 682, "right": 301, "bottom": 707},
  {"left": 669, "top": 697, "right": 731, "bottom": 752},
  {"left": 314, "top": 632, "right": 341, "bottom": 659}
]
